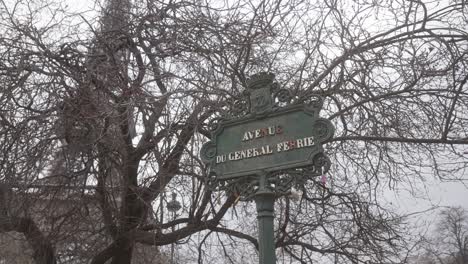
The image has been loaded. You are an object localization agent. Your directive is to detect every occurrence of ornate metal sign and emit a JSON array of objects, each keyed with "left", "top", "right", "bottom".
[
  {"left": 200, "top": 72, "right": 334, "bottom": 264},
  {"left": 200, "top": 72, "right": 334, "bottom": 198}
]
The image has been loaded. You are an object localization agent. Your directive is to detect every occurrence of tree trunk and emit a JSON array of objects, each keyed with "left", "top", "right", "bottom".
[{"left": 111, "top": 246, "right": 133, "bottom": 264}]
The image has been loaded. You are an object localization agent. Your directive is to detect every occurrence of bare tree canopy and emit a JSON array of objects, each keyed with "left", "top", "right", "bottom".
[
  {"left": 414, "top": 207, "right": 468, "bottom": 264},
  {"left": 0, "top": 0, "right": 467, "bottom": 263}
]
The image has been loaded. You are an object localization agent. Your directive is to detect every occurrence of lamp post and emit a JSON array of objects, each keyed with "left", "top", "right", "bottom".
[{"left": 167, "top": 192, "right": 181, "bottom": 264}]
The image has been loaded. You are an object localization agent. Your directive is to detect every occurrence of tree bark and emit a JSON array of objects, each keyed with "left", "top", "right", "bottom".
[{"left": 0, "top": 216, "right": 57, "bottom": 264}]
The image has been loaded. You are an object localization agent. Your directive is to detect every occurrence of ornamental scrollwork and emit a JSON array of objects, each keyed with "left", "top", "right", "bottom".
[
  {"left": 230, "top": 98, "right": 248, "bottom": 118},
  {"left": 200, "top": 141, "right": 217, "bottom": 164},
  {"left": 274, "top": 88, "right": 293, "bottom": 105},
  {"left": 205, "top": 152, "right": 332, "bottom": 198}
]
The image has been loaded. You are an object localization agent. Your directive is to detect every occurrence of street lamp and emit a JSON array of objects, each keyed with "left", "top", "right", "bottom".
[{"left": 166, "top": 192, "right": 181, "bottom": 264}]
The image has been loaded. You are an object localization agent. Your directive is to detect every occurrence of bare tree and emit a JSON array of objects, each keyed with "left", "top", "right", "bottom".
[
  {"left": 0, "top": 0, "right": 467, "bottom": 263},
  {"left": 421, "top": 207, "right": 468, "bottom": 264}
]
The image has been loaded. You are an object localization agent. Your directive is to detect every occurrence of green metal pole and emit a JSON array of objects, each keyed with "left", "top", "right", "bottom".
[{"left": 255, "top": 174, "right": 276, "bottom": 264}]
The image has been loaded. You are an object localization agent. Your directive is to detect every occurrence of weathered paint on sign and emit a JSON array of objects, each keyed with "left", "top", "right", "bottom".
[{"left": 201, "top": 105, "right": 334, "bottom": 180}]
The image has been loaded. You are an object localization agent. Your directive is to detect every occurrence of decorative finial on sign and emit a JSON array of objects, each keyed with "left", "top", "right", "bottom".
[
  {"left": 246, "top": 72, "right": 275, "bottom": 90},
  {"left": 246, "top": 72, "right": 277, "bottom": 114}
]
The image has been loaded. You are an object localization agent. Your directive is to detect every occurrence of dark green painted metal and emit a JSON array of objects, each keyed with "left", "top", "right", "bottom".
[
  {"left": 255, "top": 173, "right": 276, "bottom": 264},
  {"left": 200, "top": 105, "right": 334, "bottom": 180}
]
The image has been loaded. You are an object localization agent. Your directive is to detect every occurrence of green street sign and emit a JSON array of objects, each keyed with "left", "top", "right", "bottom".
[
  {"left": 200, "top": 72, "right": 334, "bottom": 181},
  {"left": 201, "top": 104, "right": 333, "bottom": 180}
]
